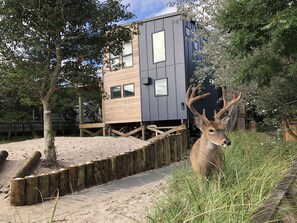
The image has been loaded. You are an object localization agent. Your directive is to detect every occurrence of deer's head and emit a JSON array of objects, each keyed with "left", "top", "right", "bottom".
[{"left": 186, "top": 84, "right": 242, "bottom": 147}]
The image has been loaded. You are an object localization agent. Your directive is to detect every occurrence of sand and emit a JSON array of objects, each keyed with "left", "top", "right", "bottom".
[{"left": 0, "top": 136, "right": 173, "bottom": 223}]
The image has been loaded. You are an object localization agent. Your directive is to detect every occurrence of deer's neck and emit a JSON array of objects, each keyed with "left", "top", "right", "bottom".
[{"left": 200, "top": 134, "right": 218, "bottom": 151}]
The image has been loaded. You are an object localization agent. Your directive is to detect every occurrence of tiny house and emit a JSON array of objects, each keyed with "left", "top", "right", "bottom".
[{"left": 103, "top": 12, "right": 220, "bottom": 130}]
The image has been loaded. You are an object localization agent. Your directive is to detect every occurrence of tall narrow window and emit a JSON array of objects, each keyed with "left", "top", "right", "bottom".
[
  {"left": 155, "top": 78, "right": 168, "bottom": 96},
  {"left": 111, "top": 86, "right": 121, "bottom": 99},
  {"left": 122, "top": 42, "right": 133, "bottom": 68},
  {"left": 123, "top": 84, "right": 135, "bottom": 97},
  {"left": 110, "top": 53, "right": 120, "bottom": 71},
  {"left": 152, "top": 31, "right": 166, "bottom": 63}
]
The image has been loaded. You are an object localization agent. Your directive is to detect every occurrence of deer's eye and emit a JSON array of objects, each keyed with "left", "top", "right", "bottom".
[{"left": 209, "top": 129, "right": 215, "bottom": 133}]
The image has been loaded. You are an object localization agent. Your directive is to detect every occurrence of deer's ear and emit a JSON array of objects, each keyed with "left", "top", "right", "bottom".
[
  {"left": 194, "top": 116, "right": 209, "bottom": 130},
  {"left": 221, "top": 116, "right": 230, "bottom": 126}
]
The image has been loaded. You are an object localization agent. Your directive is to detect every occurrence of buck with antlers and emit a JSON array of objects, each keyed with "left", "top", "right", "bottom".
[{"left": 186, "top": 84, "right": 242, "bottom": 177}]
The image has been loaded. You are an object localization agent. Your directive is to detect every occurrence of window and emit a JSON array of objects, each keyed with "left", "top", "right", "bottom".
[
  {"left": 155, "top": 78, "right": 168, "bottom": 96},
  {"left": 122, "top": 42, "right": 133, "bottom": 68},
  {"left": 110, "top": 53, "right": 120, "bottom": 71},
  {"left": 109, "top": 42, "right": 133, "bottom": 71},
  {"left": 123, "top": 84, "right": 135, "bottom": 97},
  {"left": 111, "top": 86, "right": 121, "bottom": 99},
  {"left": 152, "top": 31, "right": 166, "bottom": 63},
  {"left": 193, "top": 41, "right": 198, "bottom": 50},
  {"left": 185, "top": 27, "right": 191, "bottom": 37}
]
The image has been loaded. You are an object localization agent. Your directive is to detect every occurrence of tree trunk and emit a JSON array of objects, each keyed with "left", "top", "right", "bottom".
[{"left": 42, "top": 99, "right": 57, "bottom": 163}]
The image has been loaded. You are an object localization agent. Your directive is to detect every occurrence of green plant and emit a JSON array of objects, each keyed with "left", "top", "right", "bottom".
[{"left": 147, "top": 131, "right": 297, "bottom": 222}]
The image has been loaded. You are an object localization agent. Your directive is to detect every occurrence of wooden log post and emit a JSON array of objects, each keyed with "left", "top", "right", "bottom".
[
  {"left": 25, "top": 175, "right": 39, "bottom": 205},
  {"left": 10, "top": 177, "right": 26, "bottom": 206},
  {"left": 77, "top": 163, "right": 86, "bottom": 191},
  {"left": 49, "top": 171, "right": 59, "bottom": 198},
  {"left": 0, "top": 150, "right": 8, "bottom": 167},
  {"left": 101, "top": 158, "right": 110, "bottom": 183},
  {"left": 121, "top": 153, "right": 130, "bottom": 178},
  {"left": 108, "top": 156, "right": 115, "bottom": 182},
  {"left": 144, "top": 145, "right": 151, "bottom": 171},
  {"left": 157, "top": 138, "right": 166, "bottom": 167},
  {"left": 164, "top": 136, "right": 171, "bottom": 166},
  {"left": 176, "top": 133, "right": 183, "bottom": 161},
  {"left": 127, "top": 151, "right": 135, "bottom": 176},
  {"left": 170, "top": 135, "right": 178, "bottom": 163},
  {"left": 115, "top": 154, "right": 122, "bottom": 180},
  {"left": 132, "top": 149, "right": 144, "bottom": 174},
  {"left": 181, "top": 129, "right": 188, "bottom": 158},
  {"left": 85, "top": 161, "right": 94, "bottom": 188},
  {"left": 14, "top": 151, "right": 42, "bottom": 178},
  {"left": 38, "top": 173, "right": 49, "bottom": 203},
  {"left": 93, "top": 159, "right": 103, "bottom": 185},
  {"left": 58, "top": 168, "right": 69, "bottom": 196},
  {"left": 68, "top": 165, "right": 78, "bottom": 193}
]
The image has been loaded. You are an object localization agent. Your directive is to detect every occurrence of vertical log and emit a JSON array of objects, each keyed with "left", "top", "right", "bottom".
[
  {"left": 176, "top": 133, "right": 183, "bottom": 161},
  {"left": 121, "top": 152, "right": 129, "bottom": 178},
  {"left": 133, "top": 149, "right": 144, "bottom": 174},
  {"left": 77, "top": 163, "right": 86, "bottom": 191},
  {"left": 38, "top": 173, "right": 49, "bottom": 203},
  {"left": 180, "top": 129, "right": 187, "bottom": 159},
  {"left": 68, "top": 165, "right": 78, "bottom": 193},
  {"left": 158, "top": 138, "right": 165, "bottom": 167},
  {"left": 10, "top": 178, "right": 26, "bottom": 206},
  {"left": 49, "top": 171, "right": 59, "bottom": 198},
  {"left": 127, "top": 151, "right": 135, "bottom": 176},
  {"left": 58, "top": 168, "right": 68, "bottom": 196},
  {"left": 101, "top": 158, "right": 109, "bottom": 183},
  {"left": 170, "top": 135, "right": 178, "bottom": 163},
  {"left": 108, "top": 156, "right": 115, "bottom": 181},
  {"left": 151, "top": 142, "right": 158, "bottom": 169},
  {"left": 93, "top": 159, "right": 103, "bottom": 185},
  {"left": 144, "top": 145, "right": 151, "bottom": 171},
  {"left": 165, "top": 136, "right": 171, "bottom": 165},
  {"left": 115, "top": 154, "right": 122, "bottom": 180},
  {"left": 85, "top": 161, "right": 94, "bottom": 188},
  {"left": 25, "top": 175, "right": 39, "bottom": 205}
]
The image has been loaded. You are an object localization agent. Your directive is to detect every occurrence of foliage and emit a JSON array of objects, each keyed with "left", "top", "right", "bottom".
[
  {"left": 0, "top": 0, "right": 135, "bottom": 162},
  {"left": 147, "top": 131, "right": 297, "bottom": 222},
  {"left": 170, "top": 0, "right": 297, "bottom": 126}
]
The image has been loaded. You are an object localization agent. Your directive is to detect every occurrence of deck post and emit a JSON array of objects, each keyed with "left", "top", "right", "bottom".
[{"left": 79, "top": 96, "right": 84, "bottom": 137}]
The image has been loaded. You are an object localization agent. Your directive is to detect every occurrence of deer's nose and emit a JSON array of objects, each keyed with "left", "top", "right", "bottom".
[{"left": 223, "top": 139, "right": 231, "bottom": 146}]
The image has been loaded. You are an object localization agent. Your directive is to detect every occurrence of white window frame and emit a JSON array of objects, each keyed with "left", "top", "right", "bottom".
[{"left": 152, "top": 31, "right": 166, "bottom": 63}]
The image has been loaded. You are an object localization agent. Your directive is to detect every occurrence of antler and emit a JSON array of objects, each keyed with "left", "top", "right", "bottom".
[
  {"left": 214, "top": 87, "right": 242, "bottom": 121},
  {"left": 185, "top": 84, "right": 210, "bottom": 123}
]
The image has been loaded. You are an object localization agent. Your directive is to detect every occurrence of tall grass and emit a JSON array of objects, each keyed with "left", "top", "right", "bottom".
[{"left": 147, "top": 131, "right": 297, "bottom": 223}]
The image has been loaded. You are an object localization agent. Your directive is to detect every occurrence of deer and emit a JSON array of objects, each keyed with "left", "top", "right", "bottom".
[{"left": 186, "top": 84, "right": 242, "bottom": 177}]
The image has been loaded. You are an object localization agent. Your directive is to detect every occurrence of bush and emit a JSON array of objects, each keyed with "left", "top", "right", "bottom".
[{"left": 147, "top": 131, "right": 297, "bottom": 223}]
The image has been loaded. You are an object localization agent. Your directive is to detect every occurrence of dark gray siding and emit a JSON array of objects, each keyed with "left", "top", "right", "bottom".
[
  {"left": 183, "top": 21, "right": 221, "bottom": 120},
  {"left": 139, "top": 14, "right": 187, "bottom": 122}
]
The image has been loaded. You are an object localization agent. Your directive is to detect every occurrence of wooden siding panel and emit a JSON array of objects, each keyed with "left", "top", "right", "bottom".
[{"left": 103, "top": 34, "right": 141, "bottom": 124}]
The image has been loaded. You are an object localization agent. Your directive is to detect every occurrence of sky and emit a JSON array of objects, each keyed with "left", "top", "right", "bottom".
[{"left": 121, "top": 0, "right": 177, "bottom": 22}]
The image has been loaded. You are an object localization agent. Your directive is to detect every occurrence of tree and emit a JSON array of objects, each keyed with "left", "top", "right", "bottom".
[
  {"left": 171, "top": 0, "right": 297, "bottom": 136},
  {"left": 0, "top": 0, "right": 135, "bottom": 163}
]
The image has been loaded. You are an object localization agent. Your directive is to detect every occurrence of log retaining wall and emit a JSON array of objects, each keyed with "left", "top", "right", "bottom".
[{"left": 10, "top": 129, "right": 188, "bottom": 206}]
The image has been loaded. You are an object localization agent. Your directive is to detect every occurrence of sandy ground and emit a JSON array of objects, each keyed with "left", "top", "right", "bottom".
[{"left": 0, "top": 136, "right": 175, "bottom": 223}]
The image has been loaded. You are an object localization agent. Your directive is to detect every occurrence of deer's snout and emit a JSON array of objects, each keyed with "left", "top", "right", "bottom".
[{"left": 222, "top": 139, "right": 231, "bottom": 147}]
